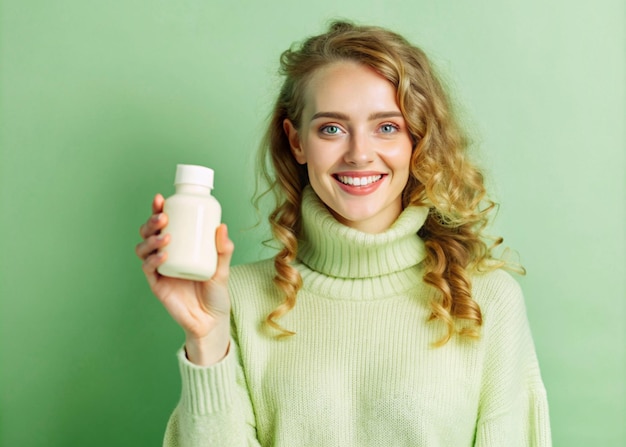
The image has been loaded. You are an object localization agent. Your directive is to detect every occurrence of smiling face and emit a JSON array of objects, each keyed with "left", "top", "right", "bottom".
[{"left": 284, "top": 61, "right": 413, "bottom": 233}]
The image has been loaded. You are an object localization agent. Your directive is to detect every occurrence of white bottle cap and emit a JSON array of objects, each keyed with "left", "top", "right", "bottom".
[{"left": 174, "top": 164, "right": 214, "bottom": 189}]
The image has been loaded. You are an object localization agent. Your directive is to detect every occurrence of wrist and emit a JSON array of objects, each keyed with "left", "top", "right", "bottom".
[{"left": 184, "top": 320, "right": 231, "bottom": 367}]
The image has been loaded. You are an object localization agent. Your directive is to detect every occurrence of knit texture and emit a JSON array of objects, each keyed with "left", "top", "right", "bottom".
[{"left": 163, "top": 187, "right": 551, "bottom": 447}]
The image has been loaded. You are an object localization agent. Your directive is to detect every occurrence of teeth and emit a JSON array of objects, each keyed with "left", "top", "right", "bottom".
[{"left": 337, "top": 175, "right": 382, "bottom": 186}]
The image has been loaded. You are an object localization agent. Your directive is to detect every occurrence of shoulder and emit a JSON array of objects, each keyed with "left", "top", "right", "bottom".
[
  {"left": 472, "top": 269, "right": 523, "bottom": 302},
  {"left": 471, "top": 269, "right": 528, "bottom": 325},
  {"left": 228, "top": 258, "right": 281, "bottom": 310},
  {"left": 229, "top": 258, "right": 276, "bottom": 291},
  {"left": 228, "top": 258, "right": 284, "bottom": 326}
]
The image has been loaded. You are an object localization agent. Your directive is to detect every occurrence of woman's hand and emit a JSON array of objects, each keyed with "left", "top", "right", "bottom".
[{"left": 135, "top": 193, "right": 234, "bottom": 366}]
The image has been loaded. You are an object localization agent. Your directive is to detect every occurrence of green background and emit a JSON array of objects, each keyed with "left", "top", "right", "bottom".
[{"left": 1, "top": 0, "right": 624, "bottom": 445}]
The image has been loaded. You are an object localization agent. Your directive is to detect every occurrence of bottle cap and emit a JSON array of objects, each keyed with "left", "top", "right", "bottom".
[{"left": 174, "top": 164, "right": 214, "bottom": 189}]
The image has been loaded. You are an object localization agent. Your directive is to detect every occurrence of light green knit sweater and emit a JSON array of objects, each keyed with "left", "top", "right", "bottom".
[{"left": 163, "top": 187, "right": 551, "bottom": 446}]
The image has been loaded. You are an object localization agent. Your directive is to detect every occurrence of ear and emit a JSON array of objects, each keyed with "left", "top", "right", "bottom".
[{"left": 283, "top": 119, "right": 307, "bottom": 165}]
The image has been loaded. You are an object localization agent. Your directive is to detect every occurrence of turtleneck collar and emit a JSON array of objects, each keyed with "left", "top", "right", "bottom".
[{"left": 297, "top": 186, "right": 429, "bottom": 280}]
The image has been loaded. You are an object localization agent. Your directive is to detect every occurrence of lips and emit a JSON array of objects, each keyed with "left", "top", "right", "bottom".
[
  {"left": 332, "top": 172, "right": 387, "bottom": 195},
  {"left": 335, "top": 174, "right": 383, "bottom": 186}
]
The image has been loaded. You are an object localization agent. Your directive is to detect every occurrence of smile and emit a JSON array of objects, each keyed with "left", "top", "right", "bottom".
[{"left": 335, "top": 174, "right": 383, "bottom": 187}]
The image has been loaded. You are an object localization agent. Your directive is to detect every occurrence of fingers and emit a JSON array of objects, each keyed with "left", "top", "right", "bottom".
[
  {"left": 212, "top": 224, "right": 235, "bottom": 284},
  {"left": 136, "top": 194, "right": 169, "bottom": 263},
  {"left": 139, "top": 208, "right": 168, "bottom": 240},
  {"left": 142, "top": 251, "right": 167, "bottom": 289},
  {"left": 135, "top": 233, "right": 170, "bottom": 260},
  {"left": 152, "top": 193, "right": 165, "bottom": 214}
]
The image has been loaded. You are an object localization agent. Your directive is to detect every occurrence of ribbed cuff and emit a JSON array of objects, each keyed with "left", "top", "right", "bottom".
[{"left": 177, "top": 343, "right": 237, "bottom": 416}]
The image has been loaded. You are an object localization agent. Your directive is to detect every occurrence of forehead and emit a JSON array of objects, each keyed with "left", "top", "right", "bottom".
[{"left": 302, "top": 61, "right": 400, "bottom": 117}]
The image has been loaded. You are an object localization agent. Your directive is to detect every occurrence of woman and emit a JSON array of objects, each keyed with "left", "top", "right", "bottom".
[{"left": 136, "top": 21, "right": 551, "bottom": 446}]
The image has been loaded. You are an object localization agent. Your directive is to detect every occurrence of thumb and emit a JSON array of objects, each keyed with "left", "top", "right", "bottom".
[{"left": 212, "top": 223, "right": 234, "bottom": 284}]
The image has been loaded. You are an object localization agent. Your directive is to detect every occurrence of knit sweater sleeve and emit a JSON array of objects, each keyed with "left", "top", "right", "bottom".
[
  {"left": 473, "top": 271, "right": 552, "bottom": 447},
  {"left": 162, "top": 336, "right": 261, "bottom": 447}
]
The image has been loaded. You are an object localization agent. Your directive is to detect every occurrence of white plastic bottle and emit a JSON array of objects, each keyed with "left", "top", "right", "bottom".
[{"left": 157, "top": 164, "right": 222, "bottom": 281}]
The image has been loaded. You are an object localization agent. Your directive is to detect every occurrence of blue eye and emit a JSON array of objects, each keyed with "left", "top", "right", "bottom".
[
  {"left": 380, "top": 124, "right": 398, "bottom": 133},
  {"left": 321, "top": 125, "right": 341, "bottom": 135}
]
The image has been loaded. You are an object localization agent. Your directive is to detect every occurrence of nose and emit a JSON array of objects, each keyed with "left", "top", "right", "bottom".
[{"left": 344, "top": 132, "right": 373, "bottom": 166}]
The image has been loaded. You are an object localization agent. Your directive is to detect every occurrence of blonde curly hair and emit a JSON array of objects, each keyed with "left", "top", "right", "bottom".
[{"left": 256, "top": 20, "right": 515, "bottom": 345}]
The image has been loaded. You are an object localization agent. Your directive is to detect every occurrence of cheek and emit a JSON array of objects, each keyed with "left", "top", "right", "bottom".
[
  {"left": 387, "top": 145, "right": 413, "bottom": 176},
  {"left": 302, "top": 142, "right": 336, "bottom": 173},
  {"left": 306, "top": 162, "right": 332, "bottom": 187}
]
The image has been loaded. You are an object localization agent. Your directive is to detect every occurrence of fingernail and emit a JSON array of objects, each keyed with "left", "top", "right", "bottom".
[{"left": 152, "top": 213, "right": 162, "bottom": 222}]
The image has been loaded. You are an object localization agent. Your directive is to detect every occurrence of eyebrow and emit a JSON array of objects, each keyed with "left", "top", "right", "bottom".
[{"left": 310, "top": 111, "right": 404, "bottom": 121}]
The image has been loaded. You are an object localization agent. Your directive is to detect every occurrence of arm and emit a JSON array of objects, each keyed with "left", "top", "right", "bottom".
[
  {"left": 163, "top": 338, "right": 261, "bottom": 447},
  {"left": 473, "top": 272, "right": 552, "bottom": 447},
  {"left": 137, "top": 195, "right": 260, "bottom": 445}
]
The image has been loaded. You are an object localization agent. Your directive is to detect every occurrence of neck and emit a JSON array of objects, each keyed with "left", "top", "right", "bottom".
[
  {"left": 297, "top": 186, "right": 429, "bottom": 279},
  {"left": 327, "top": 202, "right": 404, "bottom": 234}
]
